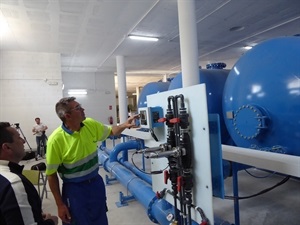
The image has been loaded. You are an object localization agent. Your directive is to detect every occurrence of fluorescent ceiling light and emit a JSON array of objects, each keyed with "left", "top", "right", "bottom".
[
  {"left": 128, "top": 35, "right": 158, "bottom": 42},
  {"left": 68, "top": 89, "right": 87, "bottom": 95},
  {"left": 244, "top": 46, "right": 252, "bottom": 50}
]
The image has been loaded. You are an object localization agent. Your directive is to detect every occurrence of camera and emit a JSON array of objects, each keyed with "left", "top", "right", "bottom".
[{"left": 14, "top": 123, "right": 20, "bottom": 128}]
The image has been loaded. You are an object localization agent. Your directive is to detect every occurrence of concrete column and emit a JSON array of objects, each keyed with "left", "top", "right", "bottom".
[
  {"left": 116, "top": 55, "right": 128, "bottom": 124},
  {"left": 135, "top": 86, "right": 140, "bottom": 107},
  {"left": 162, "top": 74, "right": 167, "bottom": 82},
  {"left": 177, "top": 0, "right": 200, "bottom": 87}
]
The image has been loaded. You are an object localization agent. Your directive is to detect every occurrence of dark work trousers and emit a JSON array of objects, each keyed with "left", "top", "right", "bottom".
[
  {"left": 35, "top": 134, "right": 47, "bottom": 156},
  {"left": 62, "top": 175, "right": 108, "bottom": 225}
]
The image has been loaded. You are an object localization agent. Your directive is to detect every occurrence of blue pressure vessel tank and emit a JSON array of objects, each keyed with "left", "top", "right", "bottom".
[
  {"left": 138, "top": 81, "right": 170, "bottom": 108},
  {"left": 168, "top": 66, "right": 230, "bottom": 144},
  {"left": 223, "top": 36, "right": 300, "bottom": 156}
]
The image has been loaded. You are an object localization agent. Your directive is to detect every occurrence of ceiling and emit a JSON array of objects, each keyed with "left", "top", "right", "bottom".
[{"left": 1, "top": 0, "right": 300, "bottom": 93}]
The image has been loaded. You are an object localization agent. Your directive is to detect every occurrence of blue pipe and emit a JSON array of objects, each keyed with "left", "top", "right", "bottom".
[
  {"left": 100, "top": 150, "right": 178, "bottom": 224},
  {"left": 103, "top": 140, "right": 152, "bottom": 184},
  {"left": 103, "top": 147, "right": 112, "bottom": 155},
  {"left": 99, "top": 142, "right": 231, "bottom": 225},
  {"left": 109, "top": 140, "right": 140, "bottom": 162},
  {"left": 120, "top": 161, "right": 152, "bottom": 185}
]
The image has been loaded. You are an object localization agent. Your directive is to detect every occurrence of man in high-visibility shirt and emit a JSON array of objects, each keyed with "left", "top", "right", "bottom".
[{"left": 46, "top": 97, "right": 138, "bottom": 225}]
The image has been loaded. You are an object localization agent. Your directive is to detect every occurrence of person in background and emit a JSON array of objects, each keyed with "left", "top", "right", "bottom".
[
  {"left": 46, "top": 97, "right": 139, "bottom": 225},
  {"left": 32, "top": 117, "right": 48, "bottom": 160},
  {"left": 0, "top": 122, "right": 58, "bottom": 225}
]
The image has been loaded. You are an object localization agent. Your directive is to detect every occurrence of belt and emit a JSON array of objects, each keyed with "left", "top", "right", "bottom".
[{"left": 82, "top": 176, "right": 98, "bottom": 184}]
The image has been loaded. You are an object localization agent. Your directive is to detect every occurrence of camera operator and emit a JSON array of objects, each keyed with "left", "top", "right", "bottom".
[{"left": 32, "top": 117, "right": 48, "bottom": 160}]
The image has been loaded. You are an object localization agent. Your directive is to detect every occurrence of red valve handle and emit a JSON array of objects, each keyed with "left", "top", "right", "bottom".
[
  {"left": 177, "top": 176, "right": 182, "bottom": 192},
  {"left": 158, "top": 118, "right": 167, "bottom": 123},
  {"left": 164, "top": 170, "right": 169, "bottom": 184},
  {"left": 170, "top": 118, "right": 180, "bottom": 124}
]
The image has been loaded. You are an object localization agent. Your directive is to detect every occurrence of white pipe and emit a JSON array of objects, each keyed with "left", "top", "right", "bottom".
[
  {"left": 222, "top": 145, "right": 300, "bottom": 178},
  {"left": 177, "top": 0, "right": 200, "bottom": 87},
  {"left": 116, "top": 55, "right": 128, "bottom": 124},
  {"left": 135, "top": 86, "right": 140, "bottom": 107}
]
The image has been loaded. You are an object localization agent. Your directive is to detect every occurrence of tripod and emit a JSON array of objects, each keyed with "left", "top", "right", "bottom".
[
  {"left": 14, "top": 123, "right": 32, "bottom": 150},
  {"left": 15, "top": 123, "right": 36, "bottom": 161}
]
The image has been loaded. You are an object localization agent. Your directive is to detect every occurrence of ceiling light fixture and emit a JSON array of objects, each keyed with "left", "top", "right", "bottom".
[
  {"left": 68, "top": 89, "right": 87, "bottom": 95},
  {"left": 128, "top": 35, "right": 159, "bottom": 42},
  {"left": 244, "top": 46, "right": 252, "bottom": 50}
]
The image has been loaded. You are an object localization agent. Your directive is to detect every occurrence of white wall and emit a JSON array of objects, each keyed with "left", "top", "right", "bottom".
[
  {"left": 0, "top": 51, "right": 63, "bottom": 150},
  {"left": 62, "top": 72, "right": 117, "bottom": 125}
]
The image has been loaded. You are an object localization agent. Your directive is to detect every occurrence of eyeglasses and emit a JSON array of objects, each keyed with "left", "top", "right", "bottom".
[{"left": 70, "top": 104, "right": 83, "bottom": 111}]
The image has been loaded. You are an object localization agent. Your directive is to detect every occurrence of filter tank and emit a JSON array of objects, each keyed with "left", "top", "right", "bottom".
[
  {"left": 168, "top": 67, "right": 230, "bottom": 144},
  {"left": 138, "top": 82, "right": 170, "bottom": 108},
  {"left": 223, "top": 36, "right": 300, "bottom": 156}
]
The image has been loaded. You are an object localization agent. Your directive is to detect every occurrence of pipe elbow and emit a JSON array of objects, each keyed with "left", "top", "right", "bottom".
[{"left": 109, "top": 140, "right": 140, "bottom": 162}]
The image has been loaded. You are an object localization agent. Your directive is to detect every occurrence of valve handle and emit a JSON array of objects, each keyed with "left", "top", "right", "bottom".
[
  {"left": 158, "top": 117, "right": 167, "bottom": 123},
  {"left": 156, "top": 191, "right": 161, "bottom": 199},
  {"left": 170, "top": 118, "right": 180, "bottom": 124},
  {"left": 177, "top": 176, "right": 182, "bottom": 192},
  {"left": 164, "top": 170, "right": 169, "bottom": 184}
]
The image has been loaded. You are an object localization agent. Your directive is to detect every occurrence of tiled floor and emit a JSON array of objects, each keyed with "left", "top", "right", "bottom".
[{"left": 21, "top": 140, "right": 300, "bottom": 225}]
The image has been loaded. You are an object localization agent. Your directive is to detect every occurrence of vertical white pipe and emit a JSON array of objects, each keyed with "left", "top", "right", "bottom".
[
  {"left": 116, "top": 55, "right": 128, "bottom": 124},
  {"left": 162, "top": 74, "right": 167, "bottom": 82},
  {"left": 135, "top": 86, "right": 140, "bottom": 107},
  {"left": 177, "top": 0, "right": 200, "bottom": 87}
]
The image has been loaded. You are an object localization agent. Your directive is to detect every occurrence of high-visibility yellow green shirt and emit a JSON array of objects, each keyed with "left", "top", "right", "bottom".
[{"left": 45, "top": 117, "right": 112, "bottom": 182}]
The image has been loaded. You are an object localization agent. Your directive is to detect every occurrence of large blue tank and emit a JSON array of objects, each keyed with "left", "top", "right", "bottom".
[
  {"left": 223, "top": 36, "right": 300, "bottom": 156},
  {"left": 138, "top": 81, "right": 170, "bottom": 108},
  {"left": 168, "top": 67, "right": 230, "bottom": 144}
]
